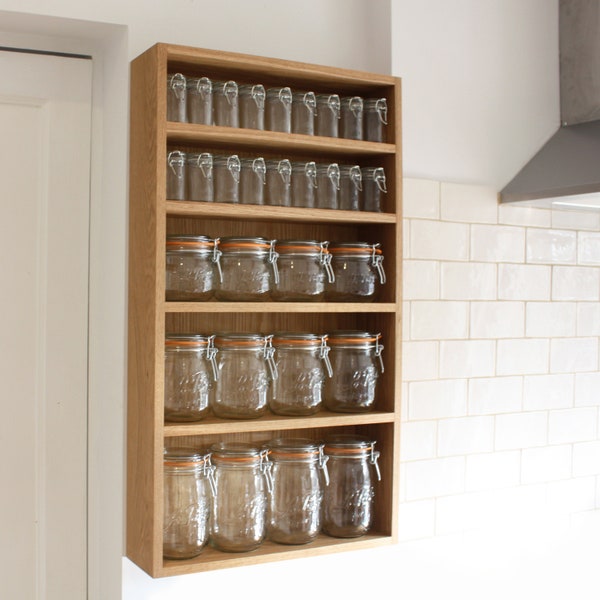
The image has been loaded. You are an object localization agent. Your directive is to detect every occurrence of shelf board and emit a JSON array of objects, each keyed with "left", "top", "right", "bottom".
[
  {"left": 163, "top": 410, "right": 396, "bottom": 438},
  {"left": 164, "top": 301, "right": 397, "bottom": 314}
]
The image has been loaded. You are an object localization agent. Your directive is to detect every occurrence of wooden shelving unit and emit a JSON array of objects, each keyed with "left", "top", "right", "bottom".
[{"left": 127, "top": 42, "right": 402, "bottom": 578}]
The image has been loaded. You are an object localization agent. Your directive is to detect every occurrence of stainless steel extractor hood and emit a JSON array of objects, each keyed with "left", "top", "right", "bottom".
[{"left": 501, "top": 0, "right": 600, "bottom": 208}]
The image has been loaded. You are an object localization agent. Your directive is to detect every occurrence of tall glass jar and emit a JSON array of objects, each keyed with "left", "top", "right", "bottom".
[
  {"left": 212, "top": 333, "right": 278, "bottom": 419},
  {"left": 209, "top": 442, "right": 272, "bottom": 552},
  {"left": 290, "top": 160, "right": 317, "bottom": 208},
  {"left": 322, "top": 435, "right": 381, "bottom": 538},
  {"left": 213, "top": 154, "right": 241, "bottom": 203},
  {"left": 265, "top": 159, "right": 292, "bottom": 206},
  {"left": 166, "top": 150, "right": 186, "bottom": 200},
  {"left": 165, "top": 235, "right": 221, "bottom": 301},
  {"left": 215, "top": 236, "right": 279, "bottom": 301},
  {"left": 326, "top": 242, "right": 386, "bottom": 301},
  {"left": 265, "top": 86, "right": 292, "bottom": 133},
  {"left": 339, "top": 164, "right": 363, "bottom": 211},
  {"left": 265, "top": 438, "right": 329, "bottom": 544},
  {"left": 315, "top": 93, "right": 340, "bottom": 137},
  {"left": 314, "top": 163, "right": 340, "bottom": 210},
  {"left": 239, "top": 157, "right": 266, "bottom": 205},
  {"left": 269, "top": 333, "right": 333, "bottom": 416},
  {"left": 163, "top": 447, "right": 213, "bottom": 559},
  {"left": 364, "top": 98, "right": 388, "bottom": 142},
  {"left": 186, "top": 76, "right": 212, "bottom": 125},
  {"left": 361, "top": 167, "right": 387, "bottom": 212},
  {"left": 186, "top": 152, "right": 213, "bottom": 202},
  {"left": 291, "top": 91, "right": 317, "bottom": 135},
  {"left": 271, "top": 240, "right": 335, "bottom": 302},
  {"left": 213, "top": 80, "right": 239, "bottom": 127},
  {"left": 164, "top": 334, "right": 218, "bottom": 422},
  {"left": 239, "top": 84, "right": 265, "bottom": 130},
  {"left": 167, "top": 73, "right": 187, "bottom": 122},
  {"left": 324, "top": 331, "right": 384, "bottom": 413},
  {"left": 340, "top": 96, "right": 364, "bottom": 140}
]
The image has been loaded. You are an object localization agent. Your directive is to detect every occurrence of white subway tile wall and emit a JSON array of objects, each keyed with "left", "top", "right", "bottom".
[{"left": 401, "top": 178, "right": 600, "bottom": 541}]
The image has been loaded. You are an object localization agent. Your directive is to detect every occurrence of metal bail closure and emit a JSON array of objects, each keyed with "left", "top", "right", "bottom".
[
  {"left": 259, "top": 449, "right": 273, "bottom": 493},
  {"left": 196, "top": 76, "right": 212, "bottom": 97},
  {"left": 268, "top": 239, "right": 280, "bottom": 285},
  {"left": 318, "top": 445, "right": 330, "bottom": 486},
  {"left": 376, "top": 98, "right": 388, "bottom": 124},
  {"left": 370, "top": 444, "right": 382, "bottom": 481},
  {"left": 223, "top": 80, "right": 238, "bottom": 106},
  {"left": 212, "top": 237, "right": 224, "bottom": 283},
  {"left": 252, "top": 84, "right": 266, "bottom": 109},
  {"left": 206, "top": 335, "right": 219, "bottom": 382},
  {"left": 197, "top": 152, "right": 213, "bottom": 179},
  {"left": 320, "top": 241, "right": 335, "bottom": 283},
  {"left": 319, "top": 335, "right": 334, "bottom": 378},
  {"left": 253, "top": 157, "right": 267, "bottom": 185},
  {"left": 263, "top": 334, "right": 278, "bottom": 381},
  {"left": 349, "top": 96, "right": 363, "bottom": 118},
  {"left": 277, "top": 159, "right": 292, "bottom": 187},
  {"left": 328, "top": 94, "right": 341, "bottom": 119},
  {"left": 169, "top": 73, "right": 186, "bottom": 100},
  {"left": 304, "top": 91, "right": 317, "bottom": 115},
  {"left": 206, "top": 462, "right": 217, "bottom": 496},
  {"left": 227, "top": 154, "right": 241, "bottom": 183},
  {"left": 279, "top": 86, "right": 292, "bottom": 106},
  {"left": 306, "top": 161, "right": 318, "bottom": 189},
  {"left": 374, "top": 167, "right": 387, "bottom": 193},
  {"left": 328, "top": 163, "right": 341, "bottom": 190},
  {"left": 374, "top": 333, "right": 385, "bottom": 374},
  {"left": 350, "top": 165, "right": 363, "bottom": 191},
  {"left": 167, "top": 150, "right": 185, "bottom": 178},
  {"left": 371, "top": 244, "right": 386, "bottom": 284}
]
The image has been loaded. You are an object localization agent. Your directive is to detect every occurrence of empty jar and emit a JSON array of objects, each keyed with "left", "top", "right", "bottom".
[
  {"left": 163, "top": 447, "right": 213, "bottom": 559},
  {"left": 164, "top": 334, "right": 218, "bottom": 422},
  {"left": 315, "top": 163, "right": 340, "bottom": 210},
  {"left": 271, "top": 240, "right": 335, "bottom": 302},
  {"left": 167, "top": 150, "right": 186, "bottom": 200},
  {"left": 324, "top": 331, "right": 384, "bottom": 413},
  {"left": 269, "top": 333, "right": 333, "bottom": 416},
  {"left": 322, "top": 435, "right": 381, "bottom": 538},
  {"left": 326, "top": 242, "right": 386, "bottom": 301},
  {"left": 364, "top": 98, "right": 388, "bottom": 142},
  {"left": 265, "top": 159, "right": 292, "bottom": 206},
  {"left": 186, "top": 152, "right": 213, "bottom": 202},
  {"left": 239, "top": 84, "right": 265, "bottom": 130},
  {"left": 339, "top": 165, "right": 363, "bottom": 211},
  {"left": 315, "top": 94, "right": 340, "bottom": 137},
  {"left": 165, "top": 235, "right": 221, "bottom": 301},
  {"left": 291, "top": 161, "right": 317, "bottom": 208},
  {"left": 213, "top": 334, "right": 277, "bottom": 419},
  {"left": 265, "top": 87, "right": 292, "bottom": 133},
  {"left": 213, "top": 154, "right": 241, "bottom": 203},
  {"left": 239, "top": 157, "right": 266, "bottom": 205},
  {"left": 265, "top": 438, "right": 329, "bottom": 544},
  {"left": 213, "top": 80, "right": 239, "bottom": 127},
  {"left": 291, "top": 91, "right": 317, "bottom": 135},
  {"left": 209, "top": 442, "right": 272, "bottom": 552},
  {"left": 362, "top": 167, "right": 387, "bottom": 212},
  {"left": 186, "top": 76, "right": 212, "bottom": 125},
  {"left": 340, "top": 96, "right": 364, "bottom": 140},
  {"left": 167, "top": 73, "right": 187, "bottom": 122}
]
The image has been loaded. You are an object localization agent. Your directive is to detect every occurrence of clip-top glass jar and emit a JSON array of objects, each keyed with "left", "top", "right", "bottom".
[
  {"left": 291, "top": 160, "right": 317, "bottom": 208},
  {"left": 265, "top": 438, "right": 329, "bottom": 544},
  {"left": 164, "top": 334, "right": 218, "bottom": 422},
  {"left": 315, "top": 163, "right": 340, "bottom": 210},
  {"left": 215, "top": 236, "right": 279, "bottom": 301},
  {"left": 213, "top": 154, "right": 241, "bottom": 204},
  {"left": 322, "top": 435, "right": 381, "bottom": 538},
  {"left": 167, "top": 73, "right": 186, "bottom": 122},
  {"left": 213, "top": 80, "right": 239, "bottom": 127},
  {"left": 239, "top": 84, "right": 265, "bottom": 130},
  {"left": 167, "top": 150, "right": 186, "bottom": 200},
  {"left": 326, "top": 242, "right": 386, "bottom": 301},
  {"left": 186, "top": 76, "right": 212, "bottom": 125},
  {"left": 165, "top": 235, "right": 221, "bottom": 301},
  {"left": 265, "top": 159, "right": 292, "bottom": 206},
  {"left": 265, "top": 86, "right": 292, "bottom": 133},
  {"left": 315, "top": 94, "right": 340, "bottom": 137},
  {"left": 339, "top": 164, "right": 363, "bottom": 211},
  {"left": 213, "top": 333, "right": 278, "bottom": 419},
  {"left": 186, "top": 152, "right": 213, "bottom": 202},
  {"left": 340, "top": 96, "right": 364, "bottom": 140},
  {"left": 209, "top": 442, "right": 272, "bottom": 552},
  {"left": 292, "top": 91, "right": 317, "bottom": 135},
  {"left": 269, "top": 333, "right": 333, "bottom": 416},
  {"left": 324, "top": 331, "right": 384, "bottom": 412},
  {"left": 362, "top": 167, "right": 387, "bottom": 212},
  {"left": 272, "top": 240, "right": 335, "bottom": 302},
  {"left": 364, "top": 98, "right": 388, "bottom": 142},
  {"left": 239, "top": 157, "right": 266, "bottom": 205},
  {"left": 163, "top": 447, "right": 213, "bottom": 559}
]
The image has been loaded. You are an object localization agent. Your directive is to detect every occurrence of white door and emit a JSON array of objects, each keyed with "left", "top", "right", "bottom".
[{"left": 0, "top": 49, "right": 92, "bottom": 599}]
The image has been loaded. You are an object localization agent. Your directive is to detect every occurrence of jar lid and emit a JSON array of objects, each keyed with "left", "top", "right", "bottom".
[
  {"left": 186, "top": 76, "right": 212, "bottom": 94},
  {"left": 315, "top": 93, "right": 340, "bottom": 104},
  {"left": 164, "top": 446, "right": 209, "bottom": 467},
  {"left": 323, "top": 434, "right": 375, "bottom": 455},
  {"left": 265, "top": 437, "right": 322, "bottom": 459},
  {"left": 364, "top": 97, "right": 387, "bottom": 109},
  {"left": 167, "top": 150, "right": 186, "bottom": 165},
  {"left": 271, "top": 332, "right": 324, "bottom": 347},
  {"left": 167, "top": 73, "right": 186, "bottom": 88},
  {"left": 239, "top": 83, "right": 265, "bottom": 95},
  {"left": 274, "top": 240, "right": 325, "bottom": 255},
  {"left": 328, "top": 242, "right": 382, "bottom": 255},
  {"left": 326, "top": 330, "right": 382, "bottom": 347},
  {"left": 165, "top": 334, "right": 211, "bottom": 349},
  {"left": 266, "top": 86, "right": 292, "bottom": 102},
  {"left": 213, "top": 332, "right": 267, "bottom": 348},
  {"left": 210, "top": 442, "right": 262, "bottom": 463},
  {"left": 217, "top": 236, "right": 272, "bottom": 254},
  {"left": 341, "top": 96, "right": 364, "bottom": 110},
  {"left": 166, "top": 235, "right": 215, "bottom": 253}
]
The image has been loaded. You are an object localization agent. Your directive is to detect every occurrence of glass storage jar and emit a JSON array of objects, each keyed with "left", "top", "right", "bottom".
[
  {"left": 164, "top": 334, "right": 218, "bottom": 422},
  {"left": 213, "top": 80, "right": 239, "bottom": 127},
  {"left": 314, "top": 163, "right": 340, "bottom": 210},
  {"left": 166, "top": 150, "right": 186, "bottom": 200},
  {"left": 291, "top": 91, "right": 316, "bottom": 135},
  {"left": 186, "top": 76, "right": 212, "bottom": 125},
  {"left": 269, "top": 333, "right": 332, "bottom": 415},
  {"left": 339, "top": 164, "right": 363, "bottom": 211},
  {"left": 290, "top": 160, "right": 317, "bottom": 208},
  {"left": 163, "top": 447, "right": 213, "bottom": 559},
  {"left": 361, "top": 167, "right": 387, "bottom": 212},
  {"left": 315, "top": 93, "right": 340, "bottom": 137},
  {"left": 364, "top": 98, "right": 388, "bottom": 142},
  {"left": 213, "top": 154, "right": 241, "bottom": 203},
  {"left": 265, "top": 159, "right": 292, "bottom": 206},
  {"left": 340, "top": 96, "right": 364, "bottom": 140},
  {"left": 239, "top": 84, "right": 265, "bottom": 130},
  {"left": 324, "top": 331, "right": 384, "bottom": 412},
  {"left": 265, "top": 86, "right": 292, "bottom": 133},
  {"left": 186, "top": 152, "right": 213, "bottom": 202},
  {"left": 326, "top": 242, "right": 386, "bottom": 301},
  {"left": 265, "top": 438, "right": 329, "bottom": 544},
  {"left": 165, "top": 235, "right": 221, "bottom": 301},
  {"left": 167, "top": 73, "right": 187, "bottom": 122},
  {"left": 215, "top": 236, "right": 279, "bottom": 301},
  {"left": 212, "top": 333, "right": 277, "bottom": 419},
  {"left": 271, "top": 240, "right": 335, "bottom": 302},
  {"left": 322, "top": 435, "right": 381, "bottom": 538},
  {"left": 239, "top": 157, "right": 266, "bottom": 205}
]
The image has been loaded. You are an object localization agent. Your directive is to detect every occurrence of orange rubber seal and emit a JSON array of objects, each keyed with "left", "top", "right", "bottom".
[
  {"left": 219, "top": 242, "right": 270, "bottom": 250},
  {"left": 166, "top": 240, "right": 214, "bottom": 248},
  {"left": 165, "top": 339, "right": 208, "bottom": 347},
  {"left": 328, "top": 335, "right": 380, "bottom": 345},
  {"left": 328, "top": 246, "right": 382, "bottom": 255}
]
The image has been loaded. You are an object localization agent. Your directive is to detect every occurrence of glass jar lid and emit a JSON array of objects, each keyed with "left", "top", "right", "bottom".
[
  {"left": 328, "top": 242, "right": 382, "bottom": 256},
  {"left": 323, "top": 435, "right": 381, "bottom": 478},
  {"left": 292, "top": 91, "right": 317, "bottom": 111},
  {"left": 341, "top": 96, "right": 364, "bottom": 113},
  {"left": 186, "top": 76, "right": 212, "bottom": 95},
  {"left": 166, "top": 235, "right": 216, "bottom": 254},
  {"left": 266, "top": 437, "right": 323, "bottom": 461},
  {"left": 266, "top": 86, "right": 292, "bottom": 103},
  {"left": 327, "top": 330, "right": 382, "bottom": 348},
  {"left": 167, "top": 150, "right": 186, "bottom": 167},
  {"left": 362, "top": 167, "right": 387, "bottom": 192},
  {"left": 164, "top": 446, "right": 210, "bottom": 467},
  {"left": 168, "top": 73, "right": 186, "bottom": 93},
  {"left": 364, "top": 98, "right": 388, "bottom": 123},
  {"left": 271, "top": 332, "right": 324, "bottom": 347},
  {"left": 274, "top": 239, "right": 326, "bottom": 255},
  {"left": 213, "top": 332, "right": 268, "bottom": 348},
  {"left": 210, "top": 441, "right": 264, "bottom": 464},
  {"left": 165, "top": 333, "right": 212, "bottom": 349},
  {"left": 217, "top": 236, "right": 274, "bottom": 255}
]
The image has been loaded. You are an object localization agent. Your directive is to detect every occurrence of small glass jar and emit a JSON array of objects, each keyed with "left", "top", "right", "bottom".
[
  {"left": 315, "top": 163, "right": 340, "bottom": 210},
  {"left": 265, "top": 87, "right": 292, "bottom": 133},
  {"left": 265, "top": 159, "right": 292, "bottom": 206},
  {"left": 265, "top": 438, "right": 330, "bottom": 544},
  {"left": 271, "top": 240, "right": 335, "bottom": 302},
  {"left": 326, "top": 242, "right": 386, "bottom": 301},
  {"left": 165, "top": 235, "right": 221, "bottom": 301},
  {"left": 167, "top": 73, "right": 187, "bottom": 122},
  {"left": 322, "top": 435, "right": 381, "bottom": 538},
  {"left": 364, "top": 98, "right": 388, "bottom": 142},
  {"left": 340, "top": 96, "right": 364, "bottom": 140},
  {"left": 315, "top": 94, "right": 340, "bottom": 137},
  {"left": 291, "top": 91, "right": 316, "bottom": 135},
  {"left": 186, "top": 77, "right": 212, "bottom": 125},
  {"left": 324, "top": 331, "right": 384, "bottom": 413},
  {"left": 215, "top": 236, "right": 279, "bottom": 301},
  {"left": 361, "top": 167, "right": 387, "bottom": 212},
  {"left": 210, "top": 442, "right": 272, "bottom": 552},
  {"left": 166, "top": 150, "right": 186, "bottom": 200},
  {"left": 164, "top": 334, "right": 218, "bottom": 422},
  {"left": 239, "top": 157, "right": 266, "bottom": 205},
  {"left": 290, "top": 160, "right": 317, "bottom": 208},
  {"left": 239, "top": 84, "right": 265, "bottom": 130},
  {"left": 269, "top": 333, "right": 333, "bottom": 416},
  {"left": 163, "top": 447, "right": 213, "bottom": 559},
  {"left": 213, "top": 154, "right": 241, "bottom": 203},
  {"left": 213, "top": 80, "right": 239, "bottom": 128},
  {"left": 339, "top": 164, "right": 363, "bottom": 211},
  {"left": 186, "top": 152, "right": 213, "bottom": 202}
]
